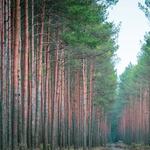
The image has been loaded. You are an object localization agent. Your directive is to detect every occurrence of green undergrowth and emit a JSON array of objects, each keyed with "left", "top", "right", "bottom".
[
  {"left": 116, "top": 141, "right": 150, "bottom": 150},
  {"left": 129, "top": 142, "right": 150, "bottom": 150},
  {"left": 116, "top": 141, "right": 128, "bottom": 149}
]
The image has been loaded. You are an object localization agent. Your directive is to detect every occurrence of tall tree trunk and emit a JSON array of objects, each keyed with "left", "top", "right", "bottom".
[
  {"left": 52, "top": 27, "right": 59, "bottom": 150},
  {"left": 31, "top": 0, "right": 36, "bottom": 148},
  {"left": 148, "top": 82, "right": 150, "bottom": 145},
  {"left": 83, "top": 56, "right": 87, "bottom": 150},
  {"left": 35, "top": 2, "right": 45, "bottom": 148},
  {"left": 88, "top": 60, "right": 92, "bottom": 150},
  {"left": 28, "top": 40, "right": 31, "bottom": 149},
  {"left": 1, "top": 0, "right": 8, "bottom": 148},
  {"left": 91, "top": 61, "right": 95, "bottom": 148},
  {"left": 0, "top": 0, "right": 2, "bottom": 148},
  {"left": 8, "top": 0, "right": 12, "bottom": 147},
  {"left": 41, "top": 46, "right": 46, "bottom": 144},
  {"left": 61, "top": 49, "right": 65, "bottom": 148},
  {"left": 13, "top": 0, "right": 20, "bottom": 148},
  {"left": 23, "top": 0, "right": 29, "bottom": 148},
  {"left": 43, "top": 19, "right": 50, "bottom": 150},
  {"left": 18, "top": 19, "right": 22, "bottom": 146},
  {"left": 67, "top": 57, "right": 70, "bottom": 150},
  {"left": 47, "top": 16, "right": 51, "bottom": 146}
]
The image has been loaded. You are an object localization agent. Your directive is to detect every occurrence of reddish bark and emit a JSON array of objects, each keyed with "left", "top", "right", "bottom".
[
  {"left": 47, "top": 16, "right": 51, "bottom": 145},
  {"left": 35, "top": 2, "right": 45, "bottom": 148},
  {"left": 13, "top": 0, "right": 20, "bottom": 148},
  {"left": 22, "top": 0, "right": 29, "bottom": 148},
  {"left": 18, "top": 13, "right": 22, "bottom": 145},
  {"left": 61, "top": 49, "right": 65, "bottom": 148},
  {"left": 88, "top": 60, "right": 92, "bottom": 149},
  {"left": 31, "top": 0, "right": 36, "bottom": 147},
  {"left": 67, "top": 57, "right": 71, "bottom": 150},
  {"left": 8, "top": 0, "right": 12, "bottom": 147},
  {"left": 52, "top": 28, "right": 59, "bottom": 150},
  {"left": 28, "top": 39, "right": 31, "bottom": 149},
  {"left": 0, "top": 0, "right": 2, "bottom": 145},
  {"left": 1, "top": 0, "right": 7, "bottom": 148},
  {"left": 83, "top": 56, "right": 87, "bottom": 150}
]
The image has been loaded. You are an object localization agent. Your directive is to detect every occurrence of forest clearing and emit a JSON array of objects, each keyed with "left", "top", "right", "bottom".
[{"left": 0, "top": 0, "right": 150, "bottom": 149}]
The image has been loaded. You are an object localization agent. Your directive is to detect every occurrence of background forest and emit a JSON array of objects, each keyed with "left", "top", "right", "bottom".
[{"left": 113, "top": 0, "right": 150, "bottom": 147}]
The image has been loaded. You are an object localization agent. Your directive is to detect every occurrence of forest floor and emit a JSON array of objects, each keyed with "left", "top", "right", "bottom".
[
  {"left": 66, "top": 144, "right": 127, "bottom": 150},
  {"left": 85, "top": 142, "right": 149, "bottom": 150},
  {"left": 90, "top": 143, "right": 128, "bottom": 150},
  {"left": 63, "top": 142, "right": 150, "bottom": 150}
]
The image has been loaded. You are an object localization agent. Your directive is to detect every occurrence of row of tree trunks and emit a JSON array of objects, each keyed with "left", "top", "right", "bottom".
[
  {"left": 0, "top": 1, "right": 112, "bottom": 149},
  {"left": 117, "top": 87, "right": 149, "bottom": 145}
]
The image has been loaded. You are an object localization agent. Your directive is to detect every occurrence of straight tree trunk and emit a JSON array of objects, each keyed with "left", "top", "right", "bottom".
[
  {"left": 28, "top": 40, "right": 31, "bottom": 149},
  {"left": 31, "top": 0, "right": 36, "bottom": 148},
  {"left": 41, "top": 48, "right": 46, "bottom": 144},
  {"left": 83, "top": 56, "right": 87, "bottom": 150},
  {"left": 61, "top": 49, "right": 65, "bottom": 148},
  {"left": 91, "top": 61, "right": 95, "bottom": 148},
  {"left": 18, "top": 7, "right": 22, "bottom": 146},
  {"left": 8, "top": 0, "right": 12, "bottom": 147},
  {"left": 149, "top": 82, "right": 150, "bottom": 145},
  {"left": 23, "top": 0, "right": 29, "bottom": 148},
  {"left": 79, "top": 74, "right": 82, "bottom": 147},
  {"left": 43, "top": 20, "right": 50, "bottom": 150},
  {"left": 47, "top": 16, "right": 51, "bottom": 146},
  {"left": 0, "top": 0, "right": 2, "bottom": 148},
  {"left": 35, "top": 2, "right": 45, "bottom": 148},
  {"left": 88, "top": 60, "right": 92, "bottom": 150},
  {"left": 67, "top": 57, "right": 70, "bottom": 150},
  {"left": 1, "top": 0, "right": 7, "bottom": 148},
  {"left": 52, "top": 28, "right": 59, "bottom": 150},
  {"left": 13, "top": 0, "right": 20, "bottom": 148}
]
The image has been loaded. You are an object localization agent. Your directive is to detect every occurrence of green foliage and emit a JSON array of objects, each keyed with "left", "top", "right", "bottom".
[
  {"left": 47, "top": 144, "right": 51, "bottom": 150},
  {"left": 138, "top": 0, "right": 150, "bottom": 20},
  {"left": 94, "top": 52, "right": 118, "bottom": 110},
  {"left": 131, "top": 142, "right": 137, "bottom": 148},
  {"left": 47, "top": 0, "right": 120, "bottom": 133},
  {"left": 40, "top": 143, "right": 43, "bottom": 150}
]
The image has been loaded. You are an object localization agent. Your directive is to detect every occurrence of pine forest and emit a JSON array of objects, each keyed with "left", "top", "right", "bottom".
[{"left": 0, "top": 0, "right": 150, "bottom": 150}]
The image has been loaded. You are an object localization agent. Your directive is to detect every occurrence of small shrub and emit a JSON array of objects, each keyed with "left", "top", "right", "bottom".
[
  {"left": 40, "top": 143, "right": 43, "bottom": 150},
  {"left": 131, "top": 142, "right": 136, "bottom": 148},
  {"left": 145, "top": 145, "right": 150, "bottom": 149},
  {"left": 47, "top": 144, "right": 51, "bottom": 150}
]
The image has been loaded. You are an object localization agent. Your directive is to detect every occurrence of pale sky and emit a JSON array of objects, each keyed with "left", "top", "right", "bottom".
[{"left": 108, "top": 0, "right": 149, "bottom": 76}]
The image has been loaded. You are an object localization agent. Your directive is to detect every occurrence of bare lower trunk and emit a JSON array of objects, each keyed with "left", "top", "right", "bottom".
[
  {"left": 83, "top": 56, "right": 87, "bottom": 150},
  {"left": 88, "top": 60, "right": 92, "bottom": 150},
  {"left": 67, "top": 57, "right": 70, "bottom": 150},
  {"left": 43, "top": 20, "right": 50, "bottom": 149},
  {"left": 22, "top": 0, "right": 29, "bottom": 148},
  {"left": 8, "top": 0, "right": 12, "bottom": 147},
  {"left": 13, "top": 0, "right": 20, "bottom": 149},
  {"left": 1, "top": 0, "right": 8, "bottom": 148},
  {"left": 52, "top": 31, "right": 59, "bottom": 150},
  {"left": 35, "top": 2, "right": 45, "bottom": 148},
  {"left": 31, "top": 0, "right": 36, "bottom": 148}
]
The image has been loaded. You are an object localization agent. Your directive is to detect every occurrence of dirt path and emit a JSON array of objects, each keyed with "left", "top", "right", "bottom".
[{"left": 110, "top": 143, "right": 128, "bottom": 150}]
